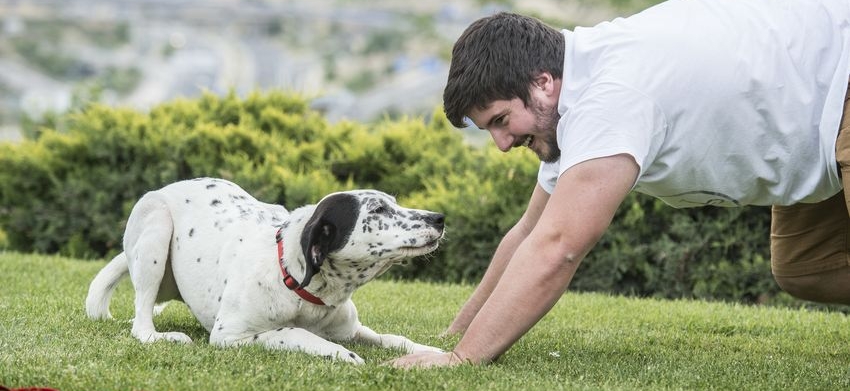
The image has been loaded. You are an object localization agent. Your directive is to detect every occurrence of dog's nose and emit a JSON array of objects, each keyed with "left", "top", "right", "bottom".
[{"left": 425, "top": 213, "right": 445, "bottom": 230}]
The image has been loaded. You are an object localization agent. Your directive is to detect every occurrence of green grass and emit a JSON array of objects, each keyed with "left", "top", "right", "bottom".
[{"left": 2, "top": 251, "right": 849, "bottom": 391}]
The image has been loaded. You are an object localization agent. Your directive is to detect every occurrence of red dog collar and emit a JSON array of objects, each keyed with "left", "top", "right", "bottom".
[{"left": 276, "top": 228, "right": 325, "bottom": 306}]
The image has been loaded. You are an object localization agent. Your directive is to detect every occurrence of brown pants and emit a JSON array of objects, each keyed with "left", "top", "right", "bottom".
[{"left": 769, "top": 83, "right": 850, "bottom": 303}]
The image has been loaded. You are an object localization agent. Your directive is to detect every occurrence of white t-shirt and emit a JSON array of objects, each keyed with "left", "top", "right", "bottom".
[{"left": 538, "top": 0, "right": 850, "bottom": 207}]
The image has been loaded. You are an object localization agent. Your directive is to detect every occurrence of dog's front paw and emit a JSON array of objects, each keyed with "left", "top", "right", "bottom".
[
  {"left": 412, "top": 344, "right": 444, "bottom": 354},
  {"left": 163, "top": 332, "right": 193, "bottom": 344},
  {"left": 335, "top": 350, "right": 365, "bottom": 365},
  {"left": 134, "top": 330, "right": 193, "bottom": 344},
  {"left": 409, "top": 343, "right": 444, "bottom": 354}
]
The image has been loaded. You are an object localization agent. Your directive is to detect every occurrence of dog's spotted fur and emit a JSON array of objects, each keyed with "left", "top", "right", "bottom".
[{"left": 86, "top": 177, "right": 445, "bottom": 364}]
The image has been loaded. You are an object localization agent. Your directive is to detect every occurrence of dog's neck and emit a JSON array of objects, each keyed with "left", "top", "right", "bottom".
[
  {"left": 277, "top": 206, "right": 361, "bottom": 307},
  {"left": 276, "top": 228, "right": 325, "bottom": 306},
  {"left": 279, "top": 242, "right": 367, "bottom": 307}
]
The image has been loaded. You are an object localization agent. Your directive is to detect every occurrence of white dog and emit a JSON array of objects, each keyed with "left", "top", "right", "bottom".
[{"left": 86, "top": 177, "right": 445, "bottom": 364}]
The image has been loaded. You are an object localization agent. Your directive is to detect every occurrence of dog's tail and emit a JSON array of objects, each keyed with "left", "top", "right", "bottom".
[{"left": 85, "top": 251, "right": 129, "bottom": 320}]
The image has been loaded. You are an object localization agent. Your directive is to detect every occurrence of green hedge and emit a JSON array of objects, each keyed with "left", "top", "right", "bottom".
[
  {"left": 0, "top": 91, "right": 785, "bottom": 305},
  {"left": 582, "top": 194, "right": 775, "bottom": 303}
]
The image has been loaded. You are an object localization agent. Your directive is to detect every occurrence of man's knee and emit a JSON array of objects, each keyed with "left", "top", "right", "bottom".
[
  {"left": 773, "top": 274, "right": 815, "bottom": 301},
  {"left": 773, "top": 268, "right": 850, "bottom": 305}
]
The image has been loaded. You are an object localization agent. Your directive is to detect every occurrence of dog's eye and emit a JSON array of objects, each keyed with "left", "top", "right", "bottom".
[{"left": 371, "top": 206, "right": 386, "bottom": 214}]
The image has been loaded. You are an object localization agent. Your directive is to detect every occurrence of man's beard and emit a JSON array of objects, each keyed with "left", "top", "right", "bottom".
[{"left": 531, "top": 100, "right": 561, "bottom": 164}]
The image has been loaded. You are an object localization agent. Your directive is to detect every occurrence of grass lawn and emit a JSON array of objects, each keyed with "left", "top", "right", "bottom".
[{"left": 1, "top": 251, "right": 849, "bottom": 391}]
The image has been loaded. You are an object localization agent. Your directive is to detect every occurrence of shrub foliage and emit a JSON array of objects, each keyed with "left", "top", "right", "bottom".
[{"left": 0, "top": 91, "right": 779, "bottom": 303}]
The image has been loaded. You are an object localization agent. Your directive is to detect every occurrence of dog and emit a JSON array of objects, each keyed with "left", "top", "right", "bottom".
[{"left": 86, "top": 177, "right": 445, "bottom": 364}]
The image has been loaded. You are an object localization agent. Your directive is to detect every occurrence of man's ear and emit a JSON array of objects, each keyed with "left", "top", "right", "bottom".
[
  {"left": 533, "top": 72, "right": 555, "bottom": 93},
  {"left": 298, "top": 193, "right": 359, "bottom": 288},
  {"left": 531, "top": 71, "right": 561, "bottom": 107}
]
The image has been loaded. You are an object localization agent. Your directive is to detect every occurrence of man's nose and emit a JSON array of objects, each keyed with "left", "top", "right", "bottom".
[{"left": 490, "top": 129, "right": 515, "bottom": 152}]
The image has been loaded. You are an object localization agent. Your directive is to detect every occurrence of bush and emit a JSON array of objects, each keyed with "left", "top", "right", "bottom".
[{"left": 0, "top": 90, "right": 785, "bottom": 305}]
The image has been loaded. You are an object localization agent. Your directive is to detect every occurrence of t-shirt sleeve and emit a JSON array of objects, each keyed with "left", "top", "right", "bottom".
[{"left": 537, "top": 161, "right": 560, "bottom": 194}]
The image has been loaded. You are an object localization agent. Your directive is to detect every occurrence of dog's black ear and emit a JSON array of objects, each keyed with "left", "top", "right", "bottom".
[{"left": 299, "top": 193, "right": 359, "bottom": 287}]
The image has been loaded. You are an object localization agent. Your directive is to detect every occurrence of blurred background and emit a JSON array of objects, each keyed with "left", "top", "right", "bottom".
[
  {"left": 0, "top": 0, "right": 653, "bottom": 143},
  {"left": 3, "top": 0, "right": 825, "bottom": 309}
]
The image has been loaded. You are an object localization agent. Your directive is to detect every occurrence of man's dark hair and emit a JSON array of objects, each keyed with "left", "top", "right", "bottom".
[{"left": 443, "top": 12, "right": 565, "bottom": 128}]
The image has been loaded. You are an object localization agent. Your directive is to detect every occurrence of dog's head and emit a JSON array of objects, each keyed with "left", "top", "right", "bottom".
[{"left": 298, "top": 190, "right": 444, "bottom": 288}]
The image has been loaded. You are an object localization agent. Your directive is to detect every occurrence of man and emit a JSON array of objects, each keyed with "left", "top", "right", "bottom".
[{"left": 390, "top": 0, "right": 850, "bottom": 368}]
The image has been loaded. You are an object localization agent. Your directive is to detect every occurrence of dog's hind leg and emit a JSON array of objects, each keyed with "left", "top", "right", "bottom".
[{"left": 124, "top": 192, "right": 192, "bottom": 344}]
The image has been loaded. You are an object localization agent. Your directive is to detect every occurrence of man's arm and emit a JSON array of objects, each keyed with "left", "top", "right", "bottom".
[
  {"left": 390, "top": 154, "right": 639, "bottom": 368},
  {"left": 444, "top": 184, "right": 550, "bottom": 335}
]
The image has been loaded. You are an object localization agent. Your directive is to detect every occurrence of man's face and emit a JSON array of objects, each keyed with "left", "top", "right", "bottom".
[{"left": 467, "top": 94, "right": 561, "bottom": 163}]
